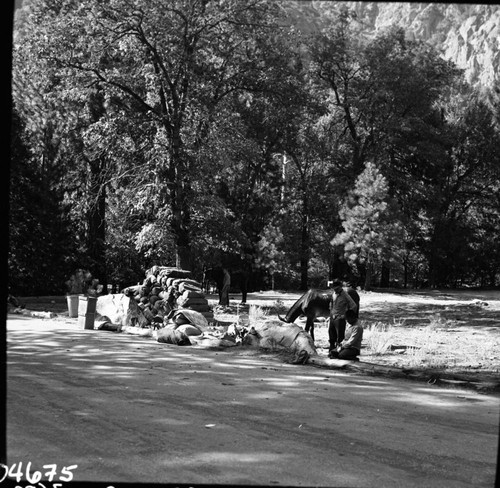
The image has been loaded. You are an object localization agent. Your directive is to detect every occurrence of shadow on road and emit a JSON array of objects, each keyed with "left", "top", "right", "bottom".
[{"left": 6, "top": 315, "right": 499, "bottom": 486}]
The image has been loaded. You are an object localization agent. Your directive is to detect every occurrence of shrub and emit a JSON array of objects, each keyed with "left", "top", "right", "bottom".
[{"left": 427, "top": 313, "right": 456, "bottom": 330}]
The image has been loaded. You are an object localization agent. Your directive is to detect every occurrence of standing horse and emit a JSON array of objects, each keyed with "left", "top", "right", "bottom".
[
  {"left": 202, "top": 267, "right": 249, "bottom": 304},
  {"left": 278, "top": 288, "right": 360, "bottom": 342}
]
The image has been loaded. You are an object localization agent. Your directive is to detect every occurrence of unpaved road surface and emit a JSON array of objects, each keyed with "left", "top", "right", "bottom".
[{"left": 6, "top": 314, "right": 500, "bottom": 487}]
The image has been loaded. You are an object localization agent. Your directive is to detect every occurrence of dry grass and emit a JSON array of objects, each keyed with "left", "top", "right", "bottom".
[
  {"left": 359, "top": 318, "right": 500, "bottom": 377},
  {"left": 364, "top": 320, "right": 399, "bottom": 355},
  {"left": 280, "top": 301, "right": 500, "bottom": 381},
  {"left": 248, "top": 304, "right": 269, "bottom": 323}
]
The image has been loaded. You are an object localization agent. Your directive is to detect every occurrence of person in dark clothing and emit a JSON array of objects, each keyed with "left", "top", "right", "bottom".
[
  {"left": 219, "top": 268, "right": 231, "bottom": 307},
  {"left": 329, "top": 309, "right": 363, "bottom": 360},
  {"left": 328, "top": 280, "right": 357, "bottom": 358},
  {"left": 346, "top": 283, "right": 360, "bottom": 318}
]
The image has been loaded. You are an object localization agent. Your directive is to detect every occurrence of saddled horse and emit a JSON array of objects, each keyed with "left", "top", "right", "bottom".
[
  {"left": 278, "top": 288, "right": 360, "bottom": 343},
  {"left": 202, "top": 266, "right": 249, "bottom": 304}
]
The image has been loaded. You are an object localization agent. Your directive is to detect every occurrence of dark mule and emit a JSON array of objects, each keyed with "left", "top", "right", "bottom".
[
  {"left": 278, "top": 289, "right": 330, "bottom": 341},
  {"left": 202, "top": 267, "right": 249, "bottom": 304},
  {"left": 278, "top": 288, "right": 360, "bottom": 343}
]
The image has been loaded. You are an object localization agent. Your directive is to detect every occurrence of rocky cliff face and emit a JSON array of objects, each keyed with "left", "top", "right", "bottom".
[{"left": 287, "top": 1, "right": 500, "bottom": 88}]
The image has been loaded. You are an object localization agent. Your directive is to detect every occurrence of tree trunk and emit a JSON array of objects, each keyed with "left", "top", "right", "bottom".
[
  {"left": 88, "top": 155, "right": 107, "bottom": 292},
  {"left": 428, "top": 251, "right": 437, "bottom": 288},
  {"left": 167, "top": 124, "right": 193, "bottom": 271},
  {"left": 299, "top": 219, "right": 310, "bottom": 290},
  {"left": 380, "top": 261, "right": 390, "bottom": 287},
  {"left": 171, "top": 192, "right": 192, "bottom": 271},
  {"left": 364, "top": 258, "right": 372, "bottom": 291},
  {"left": 490, "top": 271, "right": 497, "bottom": 288},
  {"left": 299, "top": 191, "right": 310, "bottom": 290},
  {"left": 86, "top": 89, "right": 108, "bottom": 292},
  {"left": 176, "top": 241, "right": 192, "bottom": 271}
]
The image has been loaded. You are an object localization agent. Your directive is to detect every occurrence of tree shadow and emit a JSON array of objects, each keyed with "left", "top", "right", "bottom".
[{"left": 6, "top": 316, "right": 499, "bottom": 485}]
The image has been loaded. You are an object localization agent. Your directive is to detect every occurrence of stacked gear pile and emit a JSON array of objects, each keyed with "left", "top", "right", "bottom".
[
  {"left": 175, "top": 284, "right": 213, "bottom": 322},
  {"left": 122, "top": 266, "right": 213, "bottom": 326}
]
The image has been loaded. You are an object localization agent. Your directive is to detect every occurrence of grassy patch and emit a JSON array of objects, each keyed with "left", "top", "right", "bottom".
[
  {"left": 361, "top": 321, "right": 500, "bottom": 376},
  {"left": 258, "top": 299, "right": 289, "bottom": 315},
  {"left": 364, "top": 321, "right": 397, "bottom": 355}
]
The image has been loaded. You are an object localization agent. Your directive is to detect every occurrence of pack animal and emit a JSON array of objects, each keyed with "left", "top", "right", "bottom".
[{"left": 278, "top": 288, "right": 360, "bottom": 342}]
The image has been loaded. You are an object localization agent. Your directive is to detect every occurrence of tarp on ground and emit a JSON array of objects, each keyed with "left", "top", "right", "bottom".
[
  {"left": 168, "top": 309, "right": 210, "bottom": 331},
  {"left": 96, "top": 294, "right": 148, "bottom": 330},
  {"left": 243, "top": 320, "right": 317, "bottom": 357}
]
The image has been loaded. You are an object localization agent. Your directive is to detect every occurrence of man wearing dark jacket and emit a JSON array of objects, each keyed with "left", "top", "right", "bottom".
[
  {"left": 346, "top": 283, "right": 360, "bottom": 318},
  {"left": 328, "top": 280, "right": 357, "bottom": 357}
]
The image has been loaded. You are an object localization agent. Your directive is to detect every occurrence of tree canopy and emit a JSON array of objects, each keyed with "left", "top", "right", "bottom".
[{"left": 10, "top": 0, "right": 500, "bottom": 294}]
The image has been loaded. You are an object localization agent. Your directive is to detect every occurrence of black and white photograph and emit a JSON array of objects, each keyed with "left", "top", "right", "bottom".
[{"left": 6, "top": 1, "right": 500, "bottom": 487}]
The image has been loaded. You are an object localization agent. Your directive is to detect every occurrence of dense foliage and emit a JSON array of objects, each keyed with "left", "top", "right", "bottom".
[{"left": 10, "top": 0, "right": 500, "bottom": 294}]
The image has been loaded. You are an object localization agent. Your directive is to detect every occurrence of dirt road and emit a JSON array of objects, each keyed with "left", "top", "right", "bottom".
[{"left": 6, "top": 314, "right": 499, "bottom": 487}]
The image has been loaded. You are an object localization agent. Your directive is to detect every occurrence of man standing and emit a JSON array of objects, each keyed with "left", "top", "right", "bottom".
[
  {"left": 220, "top": 268, "right": 231, "bottom": 307},
  {"left": 346, "top": 281, "right": 360, "bottom": 318},
  {"left": 328, "top": 280, "right": 357, "bottom": 358}
]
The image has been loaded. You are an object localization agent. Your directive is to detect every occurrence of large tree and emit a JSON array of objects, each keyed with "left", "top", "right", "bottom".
[
  {"left": 14, "top": 0, "right": 287, "bottom": 272},
  {"left": 9, "top": 109, "right": 76, "bottom": 295},
  {"left": 309, "top": 14, "right": 459, "bottom": 174},
  {"left": 332, "top": 162, "right": 403, "bottom": 289}
]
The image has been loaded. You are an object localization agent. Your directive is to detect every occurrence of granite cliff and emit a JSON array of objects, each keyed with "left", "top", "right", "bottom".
[{"left": 285, "top": 1, "right": 499, "bottom": 88}]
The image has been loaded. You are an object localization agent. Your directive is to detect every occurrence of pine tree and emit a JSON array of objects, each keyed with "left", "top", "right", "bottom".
[{"left": 332, "top": 162, "right": 403, "bottom": 289}]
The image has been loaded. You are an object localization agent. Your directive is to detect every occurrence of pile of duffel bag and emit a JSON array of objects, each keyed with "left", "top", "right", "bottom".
[{"left": 122, "top": 266, "right": 214, "bottom": 326}]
